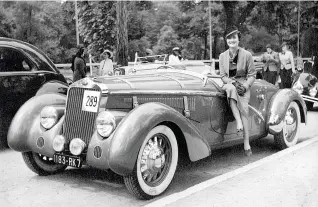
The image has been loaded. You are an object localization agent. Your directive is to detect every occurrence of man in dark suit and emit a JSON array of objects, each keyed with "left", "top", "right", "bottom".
[{"left": 261, "top": 44, "right": 280, "bottom": 85}]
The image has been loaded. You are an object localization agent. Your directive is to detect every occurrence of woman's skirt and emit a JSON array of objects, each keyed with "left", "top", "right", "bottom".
[{"left": 222, "top": 77, "right": 250, "bottom": 118}]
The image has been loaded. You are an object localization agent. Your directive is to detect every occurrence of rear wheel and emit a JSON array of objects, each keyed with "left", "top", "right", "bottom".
[
  {"left": 274, "top": 102, "right": 300, "bottom": 149},
  {"left": 22, "top": 152, "right": 67, "bottom": 176},
  {"left": 124, "top": 125, "right": 178, "bottom": 200}
]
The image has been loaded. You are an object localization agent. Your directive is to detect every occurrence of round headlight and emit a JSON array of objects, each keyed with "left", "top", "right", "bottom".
[
  {"left": 70, "top": 138, "right": 86, "bottom": 156},
  {"left": 96, "top": 111, "right": 116, "bottom": 138},
  {"left": 53, "top": 135, "right": 65, "bottom": 152},
  {"left": 40, "top": 106, "right": 58, "bottom": 129}
]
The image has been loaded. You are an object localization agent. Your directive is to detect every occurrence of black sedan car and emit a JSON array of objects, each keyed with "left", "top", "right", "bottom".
[{"left": 0, "top": 38, "right": 68, "bottom": 146}]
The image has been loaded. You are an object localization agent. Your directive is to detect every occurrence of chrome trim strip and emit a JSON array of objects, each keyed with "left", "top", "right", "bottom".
[
  {"left": 302, "top": 95, "right": 318, "bottom": 102},
  {"left": 114, "top": 77, "right": 136, "bottom": 89},
  {"left": 157, "top": 74, "right": 186, "bottom": 89},
  {"left": 0, "top": 70, "right": 58, "bottom": 75},
  {"left": 302, "top": 98, "right": 317, "bottom": 103},
  {"left": 108, "top": 90, "right": 224, "bottom": 97},
  {"left": 248, "top": 105, "right": 265, "bottom": 122},
  {"left": 183, "top": 96, "right": 190, "bottom": 117}
]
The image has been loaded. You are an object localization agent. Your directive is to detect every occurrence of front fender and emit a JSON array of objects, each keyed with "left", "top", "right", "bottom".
[
  {"left": 36, "top": 80, "right": 68, "bottom": 96},
  {"left": 108, "top": 102, "right": 210, "bottom": 176},
  {"left": 7, "top": 93, "right": 66, "bottom": 152},
  {"left": 267, "top": 89, "right": 307, "bottom": 134}
]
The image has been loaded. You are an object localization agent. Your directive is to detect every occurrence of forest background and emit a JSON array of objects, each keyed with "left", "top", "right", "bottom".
[{"left": 0, "top": 0, "right": 317, "bottom": 65}]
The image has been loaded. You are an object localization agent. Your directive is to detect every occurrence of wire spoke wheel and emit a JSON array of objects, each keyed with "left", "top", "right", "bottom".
[
  {"left": 140, "top": 134, "right": 172, "bottom": 186},
  {"left": 124, "top": 125, "right": 178, "bottom": 200},
  {"left": 274, "top": 102, "right": 300, "bottom": 149}
]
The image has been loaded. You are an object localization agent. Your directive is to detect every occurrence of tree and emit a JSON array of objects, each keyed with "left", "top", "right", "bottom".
[
  {"left": 0, "top": 3, "right": 15, "bottom": 37},
  {"left": 221, "top": 1, "right": 258, "bottom": 48},
  {"left": 153, "top": 25, "right": 180, "bottom": 55},
  {"left": 79, "top": 1, "right": 116, "bottom": 61},
  {"left": 116, "top": 1, "right": 128, "bottom": 66},
  {"left": 128, "top": 37, "right": 150, "bottom": 61}
]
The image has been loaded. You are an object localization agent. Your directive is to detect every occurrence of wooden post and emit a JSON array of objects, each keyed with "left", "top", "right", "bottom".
[
  {"left": 297, "top": 1, "right": 300, "bottom": 57},
  {"left": 75, "top": 0, "right": 79, "bottom": 46}
]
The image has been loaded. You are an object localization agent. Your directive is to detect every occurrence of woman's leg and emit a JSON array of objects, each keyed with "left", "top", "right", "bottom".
[
  {"left": 286, "top": 69, "right": 293, "bottom": 88},
  {"left": 230, "top": 99, "right": 243, "bottom": 130},
  {"left": 280, "top": 69, "right": 286, "bottom": 89},
  {"left": 241, "top": 114, "right": 251, "bottom": 150}
]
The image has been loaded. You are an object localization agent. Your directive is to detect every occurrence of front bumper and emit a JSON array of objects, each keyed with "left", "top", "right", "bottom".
[{"left": 25, "top": 116, "right": 112, "bottom": 171}]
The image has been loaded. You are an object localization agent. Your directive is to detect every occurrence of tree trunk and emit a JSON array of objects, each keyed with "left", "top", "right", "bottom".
[
  {"left": 213, "top": 34, "right": 217, "bottom": 58},
  {"left": 222, "top": 1, "right": 257, "bottom": 49},
  {"left": 203, "top": 33, "right": 207, "bottom": 60},
  {"left": 222, "top": 1, "right": 237, "bottom": 49},
  {"left": 116, "top": 1, "right": 128, "bottom": 66},
  {"left": 27, "top": 5, "right": 32, "bottom": 41}
]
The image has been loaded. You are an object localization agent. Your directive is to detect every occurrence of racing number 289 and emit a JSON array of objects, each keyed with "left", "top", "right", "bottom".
[{"left": 86, "top": 96, "right": 98, "bottom": 107}]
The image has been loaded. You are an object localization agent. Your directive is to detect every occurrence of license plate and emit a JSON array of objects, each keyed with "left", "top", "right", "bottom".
[
  {"left": 82, "top": 90, "right": 101, "bottom": 113},
  {"left": 53, "top": 153, "right": 82, "bottom": 168}
]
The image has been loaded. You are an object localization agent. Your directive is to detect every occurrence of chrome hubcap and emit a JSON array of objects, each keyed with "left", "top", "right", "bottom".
[
  {"left": 284, "top": 108, "right": 297, "bottom": 142},
  {"left": 140, "top": 134, "right": 171, "bottom": 186}
]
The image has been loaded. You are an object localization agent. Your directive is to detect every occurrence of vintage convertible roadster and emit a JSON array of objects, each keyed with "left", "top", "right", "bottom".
[{"left": 8, "top": 68, "right": 306, "bottom": 200}]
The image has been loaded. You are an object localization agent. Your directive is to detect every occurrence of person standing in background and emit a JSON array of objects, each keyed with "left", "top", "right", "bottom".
[
  {"left": 71, "top": 44, "right": 87, "bottom": 82},
  {"left": 168, "top": 47, "right": 183, "bottom": 65},
  {"left": 261, "top": 44, "right": 280, "bottom": 85},
  {"left": 279, "top": 42, "right": 295, "bottom": 88},
  {"left": 98, "top": 49, "right": 114, "bottom": 76}
]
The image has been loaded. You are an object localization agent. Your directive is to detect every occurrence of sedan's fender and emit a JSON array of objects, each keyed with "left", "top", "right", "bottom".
[
  {"left": 108, "top": 102, "right": 210, "bottom": 176},
  {"left": 7, "top": 93, "right": 66, "bottom": 152},
  {"left": 267, "top": 89, "right": 307, "bottom": 134},
  {"left": 36, "top": 80, "right": 68, "bottom": 96}
]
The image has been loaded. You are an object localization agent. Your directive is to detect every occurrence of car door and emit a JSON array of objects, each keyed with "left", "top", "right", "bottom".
[{"left": 0, "top": 46, "right": 44, "bottom": 118}]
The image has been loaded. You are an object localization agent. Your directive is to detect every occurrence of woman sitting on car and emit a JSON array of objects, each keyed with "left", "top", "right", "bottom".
[{"left": 219, "top": 26, "right": 256, "bottom": 157}]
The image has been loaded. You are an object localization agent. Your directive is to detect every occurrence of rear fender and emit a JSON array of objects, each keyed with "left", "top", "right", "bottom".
[
  {"left": 267, "top": 89, "right": 307, "bottom": 134},
  {"left": 108, "top": 102, "right": 210, "bottom": 176},
  {"left": 7, "top": 93, "right": 66, "bottom": 152},
  {"left": 36, "top": 80, "right": 68, "bottom": 96}
]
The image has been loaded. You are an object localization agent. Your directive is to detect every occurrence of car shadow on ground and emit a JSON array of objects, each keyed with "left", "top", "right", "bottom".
[{"left": 32, "top": 136, "right": 283, "bottom": 203}]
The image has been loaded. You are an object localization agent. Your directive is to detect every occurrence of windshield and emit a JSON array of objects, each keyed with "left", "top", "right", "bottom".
[{"left": 136, "top": 54, "right": 168, "bottom": 63}]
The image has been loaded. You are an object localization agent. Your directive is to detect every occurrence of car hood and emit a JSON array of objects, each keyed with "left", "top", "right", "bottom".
[{"left": 71, "top": 71, "right": 221, "bottom": 93}]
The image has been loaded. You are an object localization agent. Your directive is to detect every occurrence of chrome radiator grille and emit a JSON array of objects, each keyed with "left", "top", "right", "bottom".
[{"left": 63, "top": 87, "right": 99, "bottom": 144}]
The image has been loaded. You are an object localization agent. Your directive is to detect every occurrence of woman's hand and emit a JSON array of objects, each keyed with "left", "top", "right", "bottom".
[
  {"left": 236, "top": 84, "right": 247, "bottom": 96},
  {"left": 232, "top": 81, "right": 247, "bottom": 96}
]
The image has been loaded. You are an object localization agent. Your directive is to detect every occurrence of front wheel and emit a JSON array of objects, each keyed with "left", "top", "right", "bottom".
[
  {"left": 124, "top": 125, "right": 178, "bottom": 200},
  {"left": 274, "top": 102, "right": 300, "bottom": 149},
  {"left": 22, "top": 152, "right": 67, "bottom": 176}
]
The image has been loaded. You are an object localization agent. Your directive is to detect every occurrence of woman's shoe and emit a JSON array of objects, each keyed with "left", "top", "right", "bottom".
[
  {"left": 237, "top": 128, "right": 243, "bottom": 137},
  {"left": 244, "top": 149, "right": 252, "bottom": 157}
]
